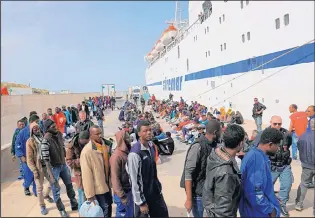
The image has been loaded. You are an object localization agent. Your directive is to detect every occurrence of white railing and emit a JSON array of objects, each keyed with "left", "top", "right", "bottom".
[{"left": 147, "top": 9, "right": 212, "bottom": 68}]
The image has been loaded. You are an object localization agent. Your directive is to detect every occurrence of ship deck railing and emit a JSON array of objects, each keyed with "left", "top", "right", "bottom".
[{"left": 147, "top": 8, "right": 212, "bottom": 69}]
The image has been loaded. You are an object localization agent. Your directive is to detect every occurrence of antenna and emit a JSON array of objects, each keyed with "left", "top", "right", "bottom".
[{"left": 165, "top": 1, "right": 188, "bottom": 30}]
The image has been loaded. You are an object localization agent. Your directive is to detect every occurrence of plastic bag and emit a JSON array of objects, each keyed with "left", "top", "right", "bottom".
[{"left": 79, "top": 200, "right": 104, "bottom": 217}]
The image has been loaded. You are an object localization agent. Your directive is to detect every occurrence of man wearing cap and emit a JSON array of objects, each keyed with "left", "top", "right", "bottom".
[
  {"left": 15, "top": 114, "right": 40, "bottom": 196},
  {"left": 43, "top": 119, "right": 78, "bottom": 217},
  {"left": 66, "top": 131, "right": 90, "bottom": 209},
  {"left": 181, "top": 120, "right": 222, "bottom": 217}
]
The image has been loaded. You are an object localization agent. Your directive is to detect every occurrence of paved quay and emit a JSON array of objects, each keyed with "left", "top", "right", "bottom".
[{"left": 1, "top": 105, "right": 314, "bottom": 217}]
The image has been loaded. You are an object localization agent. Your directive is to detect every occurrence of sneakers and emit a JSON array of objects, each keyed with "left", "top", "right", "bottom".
[
  {"left": 17, "top": 175, "right": 23, "bottom": 180},
  {"left": 24, "top": 188, "right": 31, "bottom": 196},
  {"left": 44, "top": 196, "right": 54, "bottom": 203},
  {"left": 280, "top": 204, "right": 289, "bottom": 217},
  {"left": 40, "top": 206, "right": 48, "bottom": 215},
  {"left": 59, "top": 210, "right": 68, "bottom": 217},
  {"left": 295, "top": 202, "right": 303, "bottom": 211}
]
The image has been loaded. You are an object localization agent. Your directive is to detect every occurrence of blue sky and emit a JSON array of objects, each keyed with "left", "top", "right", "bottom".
[{"left": 1, "top": 1, "right": 188, "bottom": 93}]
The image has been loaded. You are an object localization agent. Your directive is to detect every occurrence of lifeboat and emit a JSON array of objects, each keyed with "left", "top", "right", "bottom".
[
  {"left": 161, "top": 25, "right": 178, "bottom": 46},
  {"left": 146, "top": 53, "right": 153, "bottom": 62},
  {"left": 151, "top": 47, "right": 158, "bottom": 57},
  {"left": 155, "top": 40, "right": 164, "bottom": 52}
]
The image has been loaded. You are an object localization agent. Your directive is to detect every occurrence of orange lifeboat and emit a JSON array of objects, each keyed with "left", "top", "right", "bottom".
[
  {"left": 155, "top": 40, "right": 163, "bottom": 52},
  {"left": 146, "top": 52, "right": 153, "bottom": 62},
  {"left": 161, "top": 25, "right": 178, "bottom": 46},
  {"left": 151, "top": 46, "right": 158, "bottom": 57}
]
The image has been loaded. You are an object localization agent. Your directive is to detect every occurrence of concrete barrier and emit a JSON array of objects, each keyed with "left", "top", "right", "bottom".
[{"left": 1, "top": 92, "right": 99, "bottom": 147}]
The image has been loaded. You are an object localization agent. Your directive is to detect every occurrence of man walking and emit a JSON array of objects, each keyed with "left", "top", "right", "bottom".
[
  {"left": 239, "top": 128, "right": 283, "bottom": 217},
  {"left": 66, "top": 131, "right": 90, "bottom": 209},
  {"left": 96, "top": 105, "right": 105, "bottom": 137},
  {"left": 288, "top": 104, "right": 308, "bottom": 160},
  {"left": 252, "top": 97, "right": 266, "bottom": 132},
  {"left": 110, "top": 130, "right": 133, "bottom": 217},
  {"left": 80, "top": 125, "right": 112, "bottom": 217},
  {"left": 127, "top": 120, "right": 169, "bottom": 217},
  {"left": 11, "top": 118, "right": 26, "bottom": 180},
  {"left": 26, "top": 121, "right": 54, "bottom": 215},
  {"left": 181, "top": 120, "right": 221, "bottom": 217},
  {"left": 42, "top": 119, "right": 78, "bottom": 217},
  {"left": 202, "top": 124, "right": 245, "bottom": 217},
  {"left": 295, "top": 119, "right": 315, "bottom": 216},
  {"left": 15, "top": 114, "right": 40, "bottom": 196},
  {"left": 253, "top": 116, "right": 293, "bottom": 216}
]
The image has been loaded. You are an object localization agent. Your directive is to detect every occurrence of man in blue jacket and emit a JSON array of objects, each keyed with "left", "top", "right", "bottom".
[
  {"left": 239, "top": 127, "right": 283, "bottom": 217},
  {"left": 295, "top": 118, "right": 315, "bottom": 216},
  {"left": 15, "top": 114, "right": 40, "bottom": 196}
]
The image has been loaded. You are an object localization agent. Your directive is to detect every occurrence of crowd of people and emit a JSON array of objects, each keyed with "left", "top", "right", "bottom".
[{"left": 9, "top": 93, "right": 315, "bottom": 217}]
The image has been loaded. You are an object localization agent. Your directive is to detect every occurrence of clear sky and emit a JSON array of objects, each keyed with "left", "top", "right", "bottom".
[{"left": 1, "top": 1, "right": 188, "bottom": 93}]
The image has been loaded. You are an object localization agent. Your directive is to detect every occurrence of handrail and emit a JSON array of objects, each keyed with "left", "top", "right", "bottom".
[{"left": 147, "top": 9, "right": 212, "bottom": 68}]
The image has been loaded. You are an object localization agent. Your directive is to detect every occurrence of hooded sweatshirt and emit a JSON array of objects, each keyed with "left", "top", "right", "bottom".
[
  {"left": 26, "top": 122, "right": 44, "bottom": 174},
  {"left": 202, "top": 147, "right": 241, "bottom": 217},
  {"left": 110, "top": 130, "right": 131, "bottom": 202}
]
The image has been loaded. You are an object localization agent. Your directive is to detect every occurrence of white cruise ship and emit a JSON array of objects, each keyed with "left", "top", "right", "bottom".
[{"left": 144, "top": 0, "right": 315, "bottom": 128}]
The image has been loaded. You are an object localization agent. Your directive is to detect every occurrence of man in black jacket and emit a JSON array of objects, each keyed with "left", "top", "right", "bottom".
[
  {"left": 75, "top": 111, "right": 94, "bottom": 134},
  {"left": 181, "top": 120, "right": 221, "bottom": 217},
  {"left": 253, "top": 115, "right": 293, "bottom": 217},
  {"left": 202, "top": 124, "right": 245, "bottom": 217},
  {"left": 252, "top": 98, "right": 266, "bottom": 132}
]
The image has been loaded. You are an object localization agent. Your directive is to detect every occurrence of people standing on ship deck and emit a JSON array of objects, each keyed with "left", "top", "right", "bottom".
[
  {"left": 127, "top": 120, "right": 169, "bottom": 217},
  {"left": 202, "top": 124, "right": 245, "bottom": 217},
  {"left": 80, "top": 125, "right": 113, "bottom": 217},
  {"left": 11, "top": 118, "right": 26, "bottom": 180},
  {"left": 252, "top": 116, "right": 293, "bottom": 217},
  {"left": 15, "top": 114, "right": 40, "bottom": 196},
  {"left": 295, "top": 118, "right": 315, "bottom": 216},
  {"left": 26, "top": 121, "right": 54, "bottom": 215},
  {"left": 42, "top": 119, "right": 78, "bottom": 217},
  {"left": 252, "top": 97, "right": 266, "bottom": 132},
  {"left": 181, "top": 120, "right": 221, "bottom": 217},
  {"left": 110, "top": 130, "right": 133, "bottom": 217},
  {"left": 288, "top": 104, "right": 308, "bottom": 160}
]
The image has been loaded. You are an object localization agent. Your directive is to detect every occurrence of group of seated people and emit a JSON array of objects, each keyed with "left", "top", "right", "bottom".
[{"left": 152, "top": 100, "right": 244, "bottom": 145}]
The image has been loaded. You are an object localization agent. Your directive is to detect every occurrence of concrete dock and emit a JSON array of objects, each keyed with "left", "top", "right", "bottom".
[{"left": 1, "top": 104, "right": 313, "bottom": 217}]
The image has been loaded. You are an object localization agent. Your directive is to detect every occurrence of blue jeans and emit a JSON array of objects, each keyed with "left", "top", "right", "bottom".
[
  {"left": 51, "top": 164, "right": 73, "bottom": 203},
  {"left": 96, "top": 192, "right": 113, "bottom": 217},
  {"left": 78, "top": 188, "right": 86, "bottom": 209},
  {"left": 271, "top": 165, "right": 293, "bottom": 205},
  {"left": 192, "top": 196, "right": 204, "bottom": 217},
  {"left": 254, "top": 116, "right": 263, "bottom": 132},
  {"left": 291, "top": 133, "right": 298, "bottom": 159},
  {"left": 21, "top": 161, "right": 36, "bottom": 194},
  {"left": 97, "top": 119, "right": 104, "bottom": 137},
  {"left": 113, "top": 191, "right": 133, "bottom": 217},
  {"left": 19, "top": 159, "right": 24, "bottom": 177}
]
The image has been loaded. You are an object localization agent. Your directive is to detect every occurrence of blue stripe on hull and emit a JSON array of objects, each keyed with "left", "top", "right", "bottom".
[{"left": 147, "top": 42, "right": 315, "bottom": 86}]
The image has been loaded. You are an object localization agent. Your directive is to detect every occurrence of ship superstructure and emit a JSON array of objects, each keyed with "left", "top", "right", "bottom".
[{"left": 144, "top": 0, "right": 315, "bottom": 127}]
